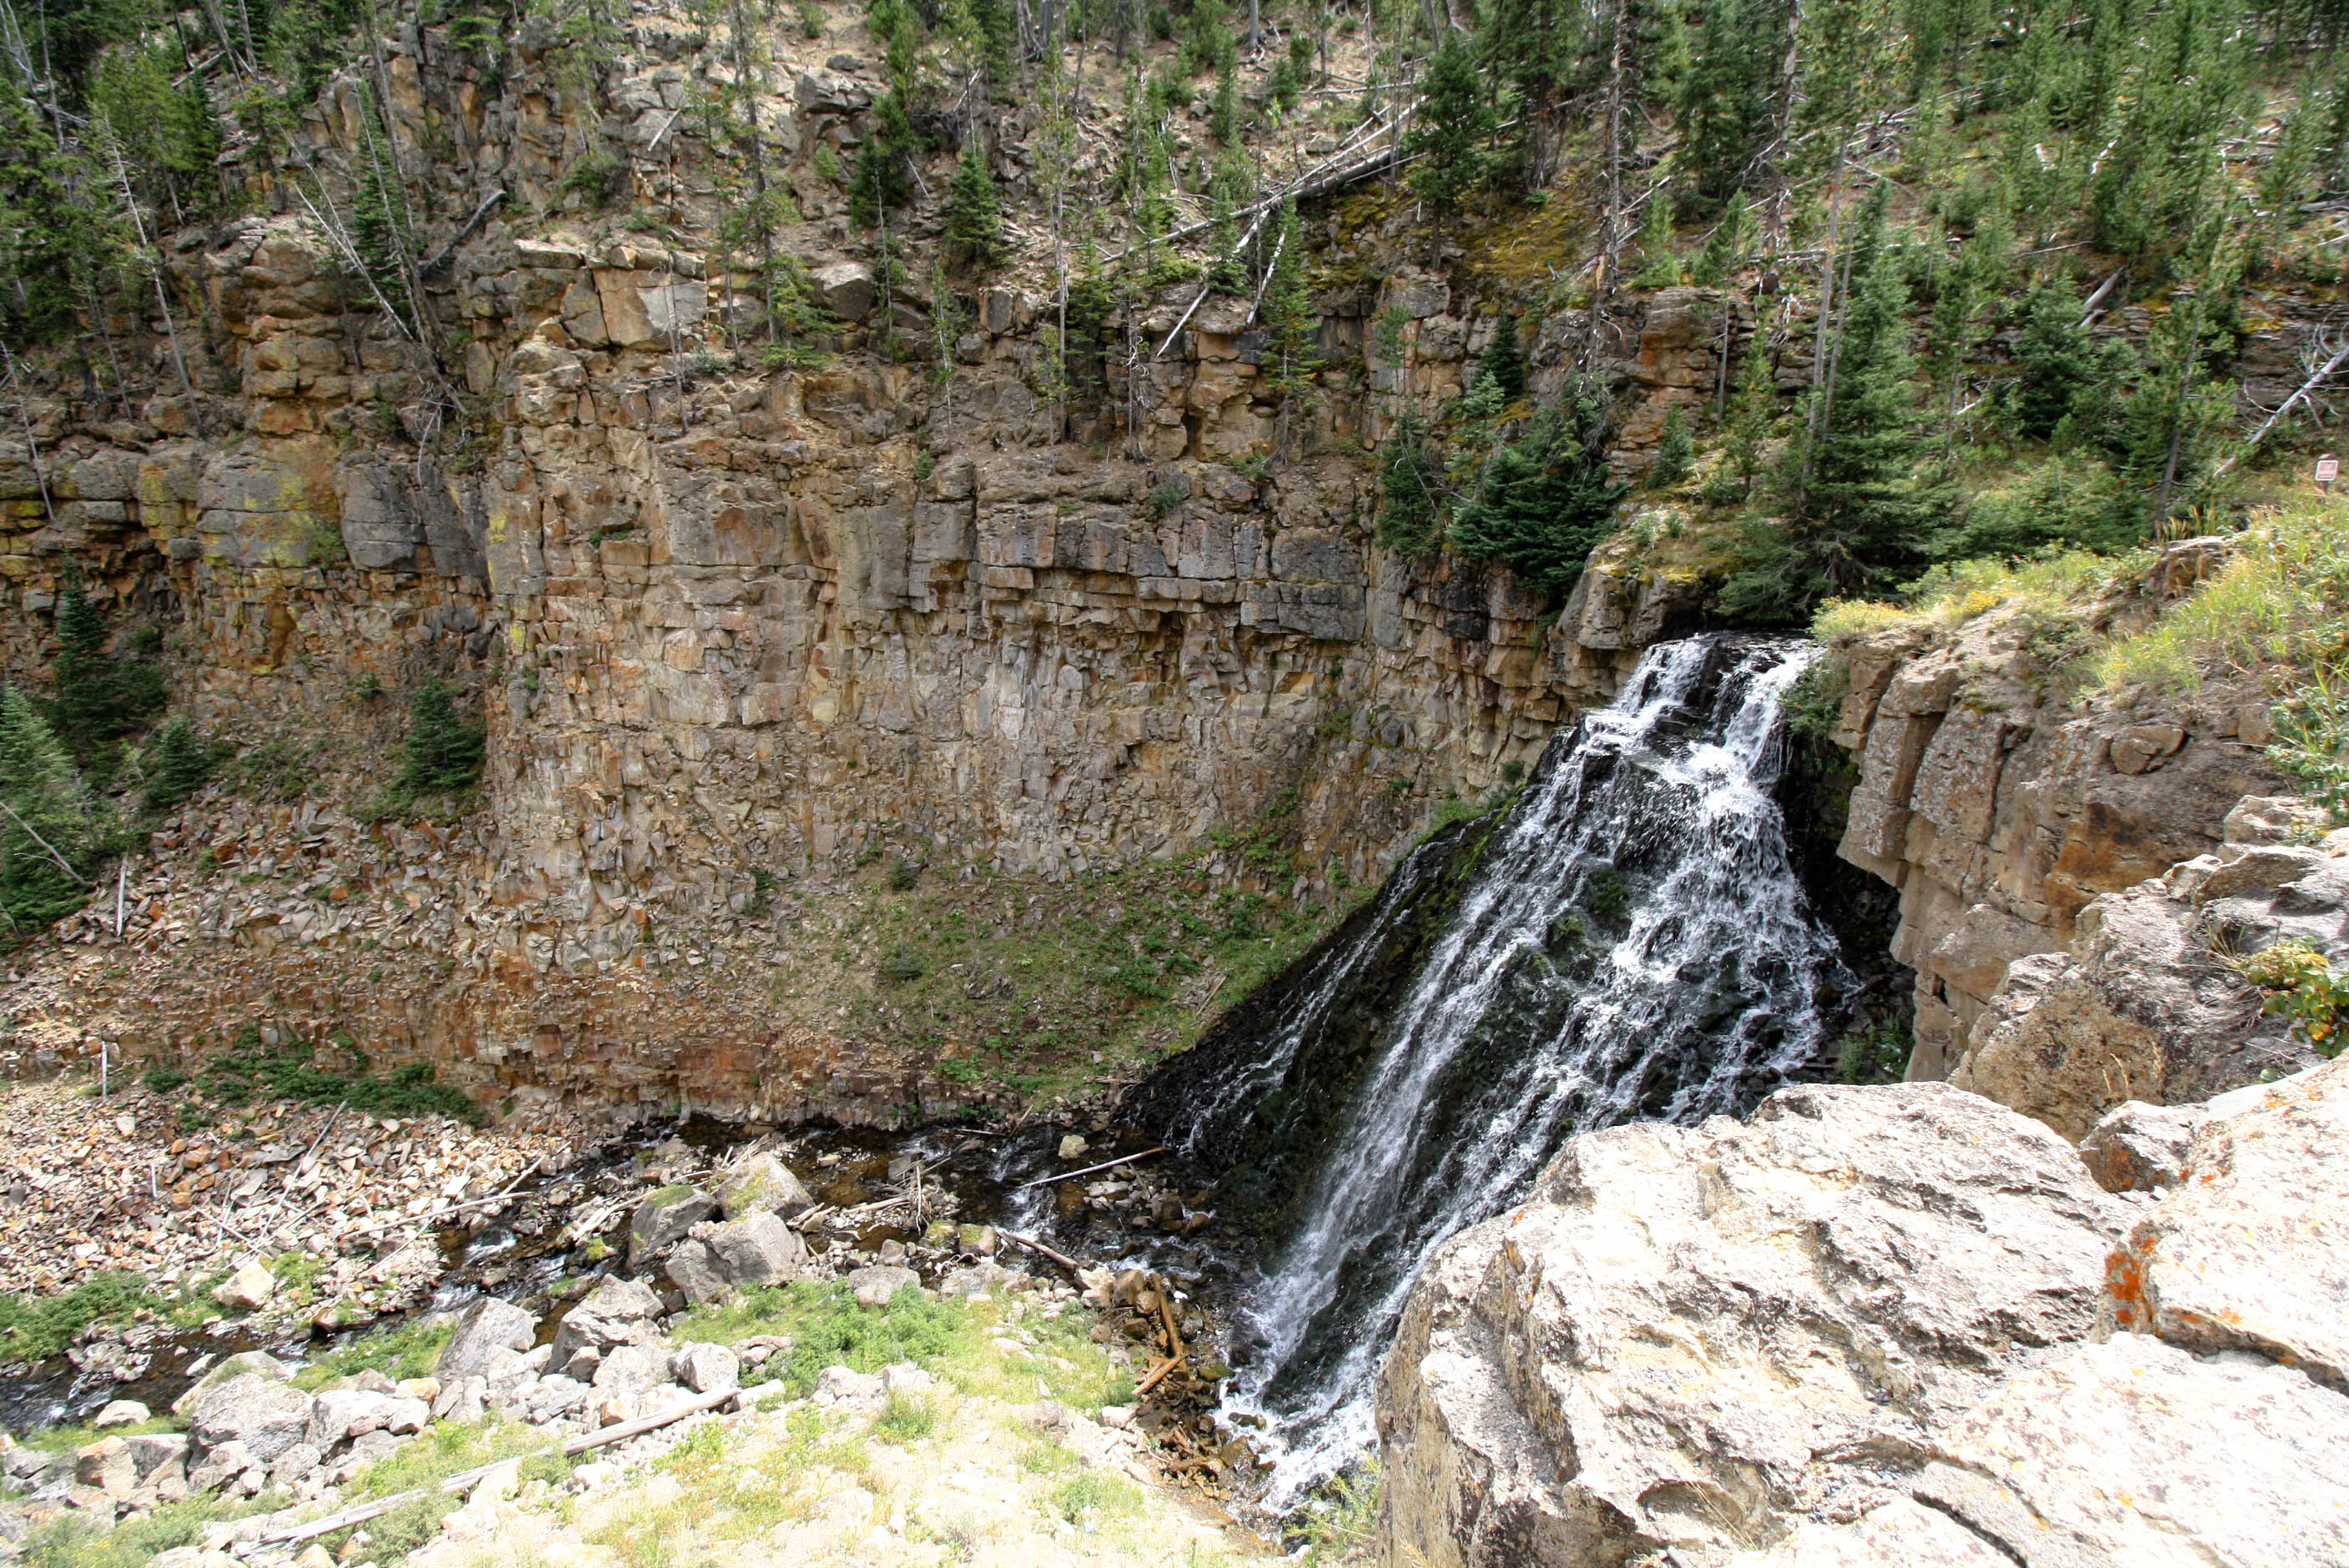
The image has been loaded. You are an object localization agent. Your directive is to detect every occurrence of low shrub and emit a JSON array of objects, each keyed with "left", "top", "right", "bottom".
[{"left": 194, "top": 1028, "right": 483, "bottom": 1123}]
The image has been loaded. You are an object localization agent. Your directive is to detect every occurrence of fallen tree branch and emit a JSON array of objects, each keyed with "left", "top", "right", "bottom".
[
  {"left": 998, "top": 1230, "right": 1084, "bottom": 1274},
  {"left": 1134, "top": 1354, "right": 1184, "bottom": 1397},
  {"left": 419, "top": 189, "right": 507, "bottom": 275},
  {"left": 1011, "top": 1147, "right": 1168, "bottom": 1191},
  {"left": 335, "top": 1154, "right": 547, "bottom": 1243},
  {"left": 2211, "top": 337, "right": 2349, "bottom": 481},
  {"left": 264, "top": 1388, "right": 739, "bottom": 1544}
]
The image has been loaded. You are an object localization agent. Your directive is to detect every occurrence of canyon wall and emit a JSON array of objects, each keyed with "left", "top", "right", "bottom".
[{"left": 0, "top": 18, "right": 1741, "bottom": 1120}]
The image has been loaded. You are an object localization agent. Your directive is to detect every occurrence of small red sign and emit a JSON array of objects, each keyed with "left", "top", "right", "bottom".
[{"left": 2319, "top": 455, "right": 2341, "bottom": 485}]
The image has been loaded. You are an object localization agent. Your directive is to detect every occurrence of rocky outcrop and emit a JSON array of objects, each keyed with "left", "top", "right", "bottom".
[
  {"left": 0, "top": 50, "right": 1733, "bottom": 1118},
  {"left": 1376, "top": 1082, "right": 2128, "bottom": 1566},
  {"left": 1826, "top": 543, "right": 2286, "bottom": 1080},
  {"left": 1377, "top": 1061, "right": 2349, "bottom": 1567},
  {"left": 1950, "top": 811, "right": 2345, "bottom": 1138}
]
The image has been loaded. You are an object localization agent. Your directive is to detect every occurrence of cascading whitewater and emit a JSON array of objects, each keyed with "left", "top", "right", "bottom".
[{"left": 1149, "top": 635, "right": 1849, "bottom": 1504}]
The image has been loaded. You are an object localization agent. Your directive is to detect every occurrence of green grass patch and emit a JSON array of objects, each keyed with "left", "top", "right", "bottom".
[
  {"left": 292, "top": 1317, "right": 455, "bottom": 1390},
  {"left": 677, "top": 1281, "right": 969, "bottom": 1395},
  {"left": 1050, "top": 1469, "right": 1142, "bottom": 1524},
  {"left": 19, "top": 1492, "right": 278, "bottom": 1568},
  {"left": 191, "top": 1027, "right": 484, "bottom": 1123},
  {"left": 873, "top": 1389, "right": 938, "bottom": 1444},
  {"left": 0, "top": 1273, "right": 163, "bottom": 1364},
  {"left": 21, "top": 1414, "right": 182, "bottom": 1453},
  {"left": 810, "top": 846, "right": 1355, "bottom": 1108},
  {"left": 350, "top": 1415, "right": 551, "bottom": 1500}
]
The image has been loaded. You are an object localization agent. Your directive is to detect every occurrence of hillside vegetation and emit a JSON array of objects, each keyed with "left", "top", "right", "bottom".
[{"left": 0, "top": 0, "right": 2344, "bottom": 943}]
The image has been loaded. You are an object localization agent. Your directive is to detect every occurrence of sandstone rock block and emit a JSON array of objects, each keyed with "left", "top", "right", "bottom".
[
  {"left": 844, "top": 1264, "right": 919, "bottom": 1307},
  {"left": 211, "top": 1259, "right": 276, "bottom": 1312},
  {"left": 812, "top": 260, "right": 876, "bottom": 322},
  {"left": 91, "top": 1399, "right": 149, "bottom": 1429},
  {"left": 437, "top": 1296, "right": 539, "bottom": 1380},
  {"left": 550, "top": 1275, "right": 665, "bottom": 1368},
  {"left": 1376, "top": 1083, "right": 2126, "bottom": 1568},
  {"left": 2077, "top": 1098, "right": 2206, "bottom": 1191},
  {"left": 1917, "top": 1333, "right": 2348, "bottom": 1565},
  {"left": 670, "top": 1342, "right": 740, "bottom": 1394},
  {"left": 628, "top": 1185, "right": 717, "bottom": 1267},
  {"left": 591, "top": 1344, "right": 666, "bottom": 1396}
]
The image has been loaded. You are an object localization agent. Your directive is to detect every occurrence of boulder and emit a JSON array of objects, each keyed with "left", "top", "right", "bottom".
[
  {"left": 670, "top": 1342, "right": 740, "bottom": 1395},
  {"left": 844, "top": 1264, "right": 920, "bottom": 1307},
  {"left": 184, "top": 1438, "right": 253, "bottom": 1494},
  {"left": 1376, "top": 1083, "right": 2128, "bottom": 1568},
  {"left": 1889, "top": 1334, "right": 2345, "bottom": 1566},
  {"left": 2076, "top": 1098, "right": 2206, "bottom": 1191},
  {"left": 715, "top": 1153, "right": 815, "bottom": 1219},
  {"left": 189, "top": 1375, "right": 315, "bottom": 1465},
  {"left": 437, "top": 1296, "right": 539, "bottom": 1380},
  {"left": 549, "top": 1274, "right": 664, "bottom": 1368},
  {"left": 809, "top": 260, "right": 875, "bottom": 321},
  {"left": 172, "top": 1352, "right": 292, "bottom": 1418},
  {"left": 664, "top": 1239, "right": 730, "bottom": 1306},
  {"left": 590, "top": 1344, "right": 666, "bottom": 1397},
  {"left": 2103, "top": 1053, "right": 2349, "bottom": 1390},
  {"left": 627, "top": 1186, "right": 717, "bottom": 1268},
  {"left": 266, "top": 1440, "right": 323, "bottom": 1488},
  {"left": 305, "top": 1389, "right": 395, "bottom": 1450},
  {"left": 702, "top": 1212, "right": 807, "bottom": 1288},
  {"left": 1953, "top": 832, "right": 2342, "bottom": 1139},
  {"left": 91, "top": 1399, "right": 150, "bottom": 1429},
  {"left": 210, "top": 1259, "right": 278, "bottom": 1313},
  {"left": 668, "top": 1212, "right": 809, "bottom": 1304},
  {"left": 124, "top": 1432, "right": 189, "bottom": 1484},
  {"left": 75, "top": 1438, "right": 133, "bottom": 1497}
]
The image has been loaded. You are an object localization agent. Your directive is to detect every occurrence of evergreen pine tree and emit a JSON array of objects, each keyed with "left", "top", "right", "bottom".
[
  {"left": 1260, "top": 197, "right": 1321, "bottom": 413},
  {"left": 395, "top": 679, "right": 487, "bottom": 801},
  {"left": 943, "top": 137, "right": 1005, "bottom": 268},
  {"left": 1481, "top": 310, "right": 1527, "bottom": 402},
  {"left": 1674, "top": 0, "right": 1775, "bottom": 215},
  {"left": 1723, "top": 203, "right": 1935, "bottom": 620},
  {"left": 1692, "top": 190, "right": 1757, "bottom": 287},
  {"left": 1649, "top": 405, "right": 1693, "bottom": 487},
  {"left": 140, "top": 716, "right": 219, "bottom": 817},
  {"left": 1211, "top": 62, "right": 1242, "bottom": 143},
  {"left": 0, "top": 686, "right": 93, "bottom": 932},
  {"left": 1406, "top": 32, "right": 1494, "bottom": 217},
  {"left": 1377, "top": 409, "right": 1446, "bottom": 553},
  {"left": 1449, "top": 379, "right": 1627, "bottom": 592},
  {"left": 47, "top": 567, "right": 164, "bottom": 762},
  {"left": 2010, "top": 279, "right": 2098, "bottom": 440},
  {"left": 1705, "top": 330, "right": 1778, "bottom": 501},
  {"left": 1632, "top": 185, "right": 1682, "bottom": 286}
]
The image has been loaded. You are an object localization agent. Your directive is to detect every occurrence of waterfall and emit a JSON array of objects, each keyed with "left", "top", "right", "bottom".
[{"left": 1144, "top": 635, "right": 1849, "bottom": 1504}]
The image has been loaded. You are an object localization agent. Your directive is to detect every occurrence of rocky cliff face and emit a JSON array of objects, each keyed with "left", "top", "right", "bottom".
[
  {"left": 1376, "top": 1058, "right": 2349, "bottom": 1567},
  {"left": 1823, "top": 542, "right": 2319, "bottom": 1095},
  {"left": 0, "top": 6, "right": 1761, "bottom": 1119}
]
